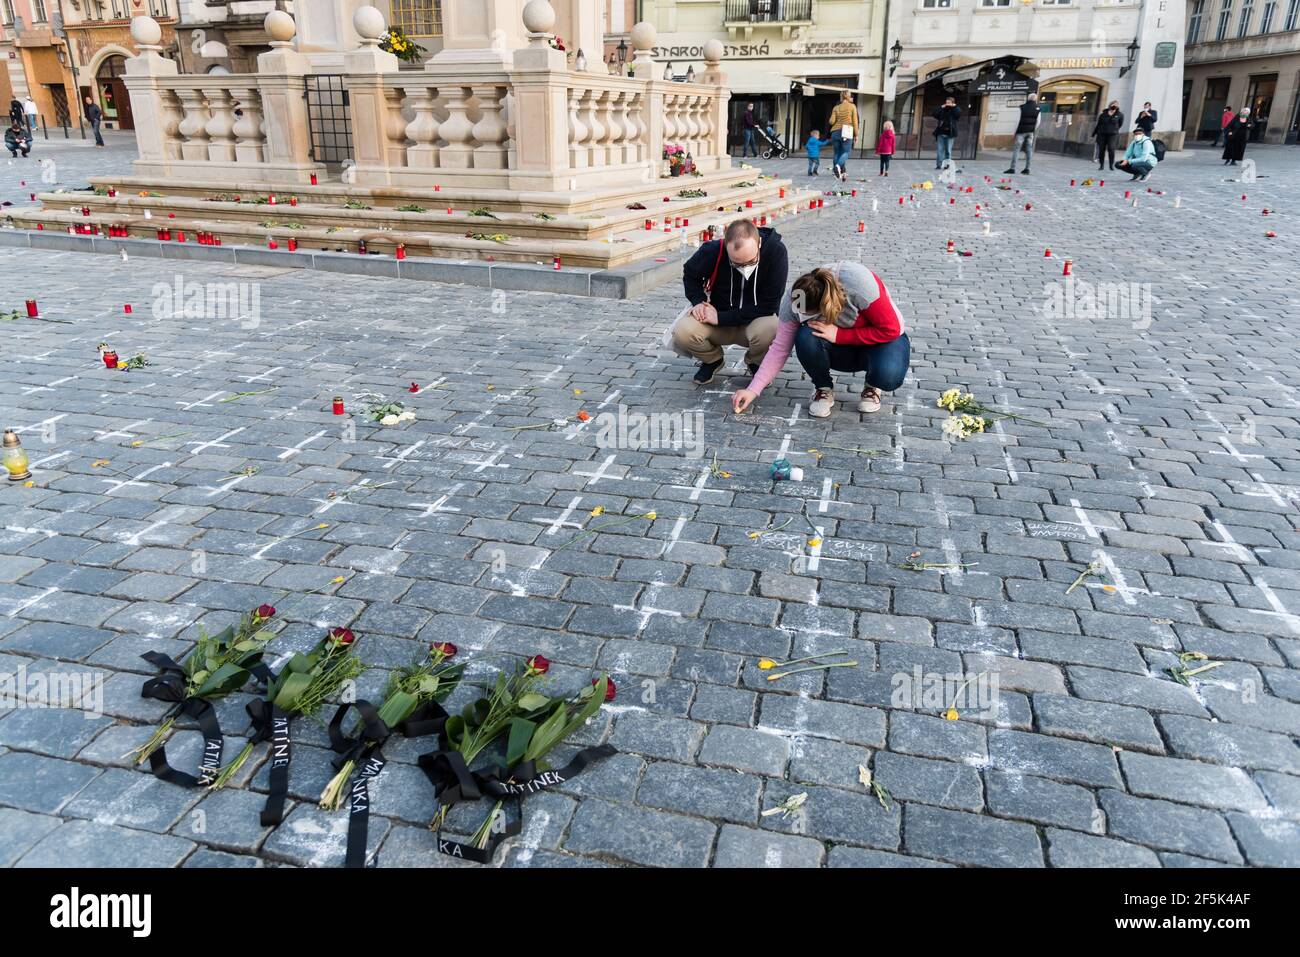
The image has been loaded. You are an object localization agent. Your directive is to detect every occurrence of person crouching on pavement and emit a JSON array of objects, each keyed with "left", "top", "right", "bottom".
[
  {"left": 6, "top": 120, "right": 31, "bottom": 158},
  {"left": 733, "top": 262, "right": 910, "bottom": 418},
  {"left": 1115, "top": 127, "right": 1157, "bottom": 181},
  {"left": 672, "top": 219, "right": 788, "bottom": 385}
]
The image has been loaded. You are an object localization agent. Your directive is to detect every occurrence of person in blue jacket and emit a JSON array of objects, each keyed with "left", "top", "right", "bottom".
[
  {"left": 1115, "top": 127, "right": 1158, "bottom": 181},
  {"left": 805, "top": 129, "right": 832, "bottom": 176}
]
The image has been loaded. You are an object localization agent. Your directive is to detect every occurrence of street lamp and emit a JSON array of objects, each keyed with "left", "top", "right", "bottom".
[
  {"left": 616, "top": 38, "right": 628, "bottom": 66},
  {"left": 889, "top": 39, "right": 903, "bottom": 77},
  {"left": 1118, "top": 38, "right": 1140, "bottom": 77}
]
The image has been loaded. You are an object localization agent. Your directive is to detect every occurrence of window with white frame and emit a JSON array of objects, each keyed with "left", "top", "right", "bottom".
[
  {"left": 980, "top": 0, "right": 1011, "bottom": 6},
  {"left": 1285, "top": 0, "right": 1299, "bottom": 28},
  {"left": 31, "top": 0, "right": 46, "bottom": 20},
  {"left": 0, "top": 0, "right": 13, "bottom": 24},
  {"left": 148, "top": 0, "right": 169, "bottom": 17},
  {"left": 1238, "top": 0, "right": 1254, "bottom": 34},
  {"left": 1260, "top": 0, "right": 1277, "bottom": 30},
  {"left": 1040, "top": 0, "right": 1073, "bottom": 5},
  {"left": 1188, "top": 0, "right": 1206, "bottom": 41},
  {"left": 921, "top": 0, "right": 954, "bottom": 7},
  {"left": 1216, "top": 0, "right": 1233, "bottom": 39}
]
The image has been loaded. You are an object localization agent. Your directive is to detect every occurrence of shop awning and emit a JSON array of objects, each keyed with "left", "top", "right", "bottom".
[
  {"left": 721, "top": 67, "right": 798, "bottom": 95},
  {"left": 791, "top": 78, "right": 886, "bottom": 98},
  {"left": 894, "top": 55, "right": 1032, "bottom": 98}
]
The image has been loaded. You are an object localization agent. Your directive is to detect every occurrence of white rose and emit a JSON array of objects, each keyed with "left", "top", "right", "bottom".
[{"left": 380, "top": 413, "right": 400, "bottom": 425}]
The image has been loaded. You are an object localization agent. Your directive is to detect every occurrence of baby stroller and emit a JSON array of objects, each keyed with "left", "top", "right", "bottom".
[{"left": 757, "top": 125, "right": 789, "bottom": 160}]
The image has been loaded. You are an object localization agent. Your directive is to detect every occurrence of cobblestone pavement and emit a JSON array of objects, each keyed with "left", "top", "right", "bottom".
[{"left": 2, "top": 137, "right": 1299, "bottom": 869}]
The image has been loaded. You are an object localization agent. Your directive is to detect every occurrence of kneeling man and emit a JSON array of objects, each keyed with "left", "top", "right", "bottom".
[{"left": 672, "top": 219, "right": 788, "bottom": 385}]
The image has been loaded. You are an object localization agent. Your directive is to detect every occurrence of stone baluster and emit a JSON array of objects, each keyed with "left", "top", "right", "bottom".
[
  {"left": 228, "top": 83, "right": 266, "bottom": 164},
  {"left": 617, "top": 90, "right": 638, "bottom": 164},
  {"left": 439, "top": 85, "right": 476, "bottom": 168},
  {"left": 581, "top": 89, "right": 605, "bottom": 167},
  {"left": 402, "top": 85, "right": 439, "bottom": 168},
  {"left": 204, "top": 86, "right": 238, "bottom": 163},
  {"left": 567, "top": 86, "right": 589, "bottom": 169},
  {"left": 630, "top": 92, "right": 648, "bottom": 164},
  {"left": 596, "top": 89, "right": 620, "bottom": 165},
  {"left": 159, "top": 88, "right": 185, "bottom": 161},
  {"left": 383, "top": 88, "right": 409, "bottom": 168},
  {"left": 471, "top": 83, "right": 510, "bottom": 169},
  {"left": 174, "top": 86, "right": 212, "bottom": 162}
]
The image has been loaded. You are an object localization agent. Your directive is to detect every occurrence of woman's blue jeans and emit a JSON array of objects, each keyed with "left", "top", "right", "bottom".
[{"left": 794, "top": 326, "right": 910, "bottom": 392}]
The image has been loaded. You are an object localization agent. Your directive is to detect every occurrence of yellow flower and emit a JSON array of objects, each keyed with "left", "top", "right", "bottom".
[
  {"left": 758, "top": 658, "right": 779, "bottom": 670},
  {"left": 332, "top": 576, "right": 346, "bottom": 583},
  {"left": 747, "top": 531, "right": 761, "bottom": 539},
  {"left": 573, "top": 389, "right": 583, "bottom": 395},
  {"left": 943, "top": 708, "right": 960, "bottom": 721},
  {"left": 645, "top": 511, "right": 657, "bottom": 521},
  {"left": 23, "top": 480, "right": 33, "bottom": 487},
  {"left": 316, "top": 523, "right": 329, "bottom": 529},
  {"left": 718, "top": 470, "right": 732, "bottom": 478},
  {"left": 486, "top": 385, "right": 495, "bottom": 391},
  {"left": 91, "top": 459, "right": 109, "bottom": 468},
  {"left": 590, "top": 505, "right": 605, "bottom": 516},
  {"left": 130, "top": 439, "right": 144, "bottom": 447},
  {"left": 807, "top": 537, "right": 822, "bottom": 548}
]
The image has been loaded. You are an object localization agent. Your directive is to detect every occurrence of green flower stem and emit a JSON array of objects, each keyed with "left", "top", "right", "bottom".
[
  {"left": 208, "top": 740, "right": 254, "bottom": 790},
  {"left": 126, "top": 715, "right": 174, "bottom": 764},
  {"left": 766, "top": 660, "right": 859, "bottom": 682}
]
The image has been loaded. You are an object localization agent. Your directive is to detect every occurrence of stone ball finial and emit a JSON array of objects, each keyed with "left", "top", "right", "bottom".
[
  {"left": 265, "top": 10, "right": 297, "bottom": 43},
  {"left": 130, "top": 15, "right": 163, "bottom": 47},
  {"left": 353, "top": 5, "right": 386, "bottom": 42},
  {"left": 522, "top": 0, "right": 557, "bottom": 34},
  {"left": 630, "top": 21, "right": 656, "bottom": 53},
  {"left": 703, "top": 38, "right": 724, "bottom": 64}
]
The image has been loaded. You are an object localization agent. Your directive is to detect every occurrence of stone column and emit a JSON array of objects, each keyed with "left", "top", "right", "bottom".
[
  {"left": 255, "top": 11, "right": 327, "bottom": 184},
  {"left": 699, "top": 38, "right": 730, "bottom": 171},
  {"left": 630, "top": 21, "right": 663, "bottom": 180},
  {"left": 434, "top": 0, "right": 529, "bottom": 67},
  {"left": 552, "top": 0, "right": 604, "bottom": 72},
  {"left": 122, "top": 16, "right": 181, "bottom": 176},
  {"left": 509, "top": 0, "right": 570, "bottom": 190},
  {"left": 343, "top": 6, "right": 402, "bottom": 185},
  {"left": 296, "top": 0, "right": 370, "bottom": 72}
]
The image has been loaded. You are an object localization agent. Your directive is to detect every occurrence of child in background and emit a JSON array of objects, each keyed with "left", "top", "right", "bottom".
[
  {"left": 805, "top": 129, "right": 831, "bottom": 176},
  {"left": 875, "top": 120, "right": 895, "bottom": 177}
]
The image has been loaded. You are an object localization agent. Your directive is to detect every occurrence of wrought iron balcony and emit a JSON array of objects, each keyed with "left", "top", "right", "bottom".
[{"left": 724, "top": 0, "right": 814, "bottom": 25}]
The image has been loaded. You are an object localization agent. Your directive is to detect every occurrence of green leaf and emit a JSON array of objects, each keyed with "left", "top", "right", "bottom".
[
  {"left": 524, "top": 678, "right": 607, "bottom": 763},
  {"left": 233, "top": 640, "right": 261, "bottom": 652},
  {"left": 417, "top": 675, "right": 439, "bottom": 695},
  {"left": 516, "top": 692, "right": 551, "bottom": 712},
  {"left": 506, "top": 717, "right": 537, "bottom": 767},
  {"left": 271, "top": 671, "right": 313, "bottom": 709},
  {"left": 196, "top": 662, "right": 249, "bottom": 697}
]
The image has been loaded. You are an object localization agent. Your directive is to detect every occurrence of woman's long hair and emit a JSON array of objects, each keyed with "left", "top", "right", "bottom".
[{"left": 792, "top": 268, "right": 847, "bottom": 322}]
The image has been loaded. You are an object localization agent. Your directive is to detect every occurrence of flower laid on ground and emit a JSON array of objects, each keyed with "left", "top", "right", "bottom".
[
  {"left": 465, "top": 231, "right": 510, "bottom": 243},
  {"left": 897, "top": 550, "right": 978, "bottom": 572},
  {"left": 762, "top": 792, "right": 808, "bottom": 819},
  {"left": 219, "top": 388, "right": 277, "bottom": 403},
  {"left": 117, "top": 353, "right": 150, "bottom": 371},
  {"left": 747, "top": 516, "right": 793, "bottom": 540},
  {"left": 1166, "top": 651, "right": 1223, "bottom": 686},
  {"left": 555, "top": 509, "right": 657, "bottom": 551},
  {"left": 319, "top": 642, "right": 463, "bottom": 811},
  {"left": 208, "top": 625, "right": 366, "bottom": 792},
  {"left": 941, "top": 413, "right": 988, "bottom": 439},
  {"left": 858, "top": 765, "right": 893, "bottom": 810},
  {"left": 396, "top": 203, "right": 427, "bottom": 213},
  {"left": 1065, "top": 559, "right": 1105, "bottom": 594},
  {"left": 708, "top": 451, "right": 731, "bottom": 479},
  {"left": 364, "top": 398, "right": 416, "bottom": 426},
  {"left": 576, "top": 410, "right": 591, "bottom": 422},
  {"left": 758, "top": 650, "right": 857, "bottom": 682},
  {"left": 678, "top": 188, "right": 707, "bottom": 198},
  {"left": 937, "top": 388, "right": 1046, "bottom": 425},
  {"left": 127, "top": 605, "right": 279, "bottom": 780},
  {"left": 468, "top": 207, "right": 499, "bottom": 219}
]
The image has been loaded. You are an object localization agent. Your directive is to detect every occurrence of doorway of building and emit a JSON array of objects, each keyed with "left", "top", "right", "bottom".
[
  {"left": 728, "top": 96, "right": 776, "bottom": 156},
  {"left": 1198, "top": 77, "right": 1232, "bottom": 140},
  {"left": 1246, "top": 74, "right": 1276, "bottom": 141},
  {"left": 96, "top": 56, "right": 134, "bottom": 131},
  {"left": 46, "top": 84, "right": 70, "bottom": 128},
  {"left": 894, "top": 85, "right": 982, "bottom": 161}
]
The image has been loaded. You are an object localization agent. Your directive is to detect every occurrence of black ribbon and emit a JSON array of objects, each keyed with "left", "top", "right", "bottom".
[
  {"left": 138, "top": 651, "right": 225, "bottom": 788},
  {"left": 246, "top": 699, "right": 292, "bottom": 826},
  {"left": 417, "top": 743, "right": 616, "bottom": 864},
  {"left": 327, "top": 699, "right": 448, "bottom": 868}
]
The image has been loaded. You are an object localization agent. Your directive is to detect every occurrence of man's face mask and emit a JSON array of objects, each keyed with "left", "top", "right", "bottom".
[{"left": 731, "top": 243, "right": 761, "bottom": 280}]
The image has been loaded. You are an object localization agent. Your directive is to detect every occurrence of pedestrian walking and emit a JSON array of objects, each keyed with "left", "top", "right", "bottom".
[
  {"left": 741, "top": 102, "right": 758, "bottom": 158},
  {"left": 8, "top": 99, "right": 23, "bottom": 129},
  {"left": 828, "top": 90, "right": 859, "bottom": 182},
  {"left": 1212, "top": 106, "right": 1233, "bottom": 146},
  {"left": 22, "top": 95, "right": 37, "bottom": 135},
  {"left": 732, "top": 262, "right": 910, "bottom": 420},
  {"left": 932, "top": 96, "right": 961, "bottom": 171},
  {"left": 875, "top": 120, "right": 895, "bottom": 176},
  {"left": 1092, "top": 101, "right": 1124, "bottom": 170},
  {"left": 1222, "top": 108, "right": 1252, "bottom": 165},
  {"left": 1005, "top": 93, "right": 1039, "bottom": 175},
  {"left": 804, "top": 129, "right": 831, "bottom": 176},
  {"left": 84, "top": 95, "right": 105, "bottom": 147}
]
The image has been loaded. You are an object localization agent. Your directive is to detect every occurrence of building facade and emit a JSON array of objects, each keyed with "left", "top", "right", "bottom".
[
  {"left": 1182, "top": 0, "right": 1300, "bottom": 143},
  {"left": 889, "top": 0, "right": 1185, "bottom": 156},
  {"left": 63, "top": 0, "right": 179, "bottom": 130},
  {"left": 1, "top": 0, "right": 76, "bottom": 130},
  {"left": 636, "top": 0, "right": 889, "bottom": 156}
]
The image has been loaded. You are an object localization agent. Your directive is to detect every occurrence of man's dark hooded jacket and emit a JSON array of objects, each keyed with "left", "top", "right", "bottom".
[{"left": 682, "top": 226, "right": 788, "bottom": 327}]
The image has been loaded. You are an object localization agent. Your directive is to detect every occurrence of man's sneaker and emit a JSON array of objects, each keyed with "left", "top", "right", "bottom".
[
  {"left": 692, "top": 359, "right": 724, "bottom": 385},
  {"left": 1020, "top": 168, "right": 1031, "bottom": 174},
  {"left": 1003, "top": 168, "right": 1015, "bottom": 174},
  {"left": 808, "top": 387, "right": 836, "bottom": 418},
  {"left": 858, "top": 386, "right": 882, "bottom": 413}
]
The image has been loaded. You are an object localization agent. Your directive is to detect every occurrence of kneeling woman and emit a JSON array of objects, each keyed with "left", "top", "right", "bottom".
[{"left": 733, "top": 262, "right": 910, "bottom": 417}]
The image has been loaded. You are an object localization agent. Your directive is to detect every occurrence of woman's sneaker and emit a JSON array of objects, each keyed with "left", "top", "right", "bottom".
[
  {"left": 809, "top": 387, "right": 836, "bottom": 418},
  {"left": 858, "top": 386, "right": 882, "bottom": 413}
]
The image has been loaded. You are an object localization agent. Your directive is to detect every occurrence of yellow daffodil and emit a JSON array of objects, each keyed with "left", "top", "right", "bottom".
[
  {"left": 645, "top": 511, "right": 657, "bottom": 521},
  {"left": 944, "top": 708, "right": 960, "bottom": 721},
  {"left": 807, "top": 537, "right": 822, "bottom": 548},
  {"left": 747, "top": 531, "right": 761, "bottom": 539},
  {"left": 758, "top": 658, "right": 778, "bottom": 670},
  {"left": 316, "top": 523, "right": 329, "bottom": 529},
  {"left": 332, "top": 576, "right": 346, "bottom": 583},
  {"left": 590, "top": 505, "right": 605, "bottom": 516}
]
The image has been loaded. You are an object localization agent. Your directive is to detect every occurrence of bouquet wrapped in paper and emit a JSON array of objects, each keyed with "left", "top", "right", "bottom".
[
  {"left": 419, "top": 655, "right": 617, "bottom": 863},
  {"left": 208, "top": 626, "right": 365, "bottom": 825},
  {"left": 128, "top": 604, "right": 278, "bottom": 787}
]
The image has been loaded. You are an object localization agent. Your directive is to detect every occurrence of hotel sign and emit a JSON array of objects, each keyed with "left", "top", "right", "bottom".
[{"left": 971, "top": 66, "right": 1037, "bottom": 94}]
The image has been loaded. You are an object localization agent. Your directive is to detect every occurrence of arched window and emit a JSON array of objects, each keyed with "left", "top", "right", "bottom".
[{"left": 1037, "top": 78, "right": 1102, "bottom": 116}]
